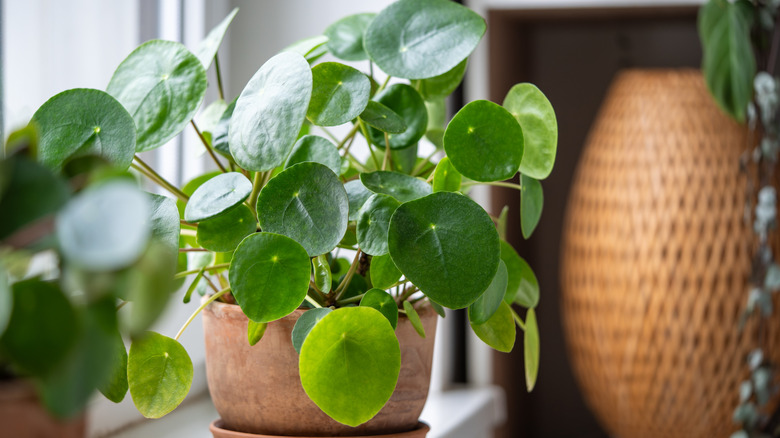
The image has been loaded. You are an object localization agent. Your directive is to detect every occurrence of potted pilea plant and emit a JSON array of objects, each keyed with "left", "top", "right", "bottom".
[
  {"left": 21, "top": 0, "right": 557, "bottom": 436},
  {"left": 0, "top": 123, "right": 179, "bottom": 436}
]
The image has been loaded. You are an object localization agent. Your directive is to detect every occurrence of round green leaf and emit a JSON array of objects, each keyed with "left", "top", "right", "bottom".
[
  {"left": 57, "top": 181, "right": 150, "bottom": 271},
  {"left": 257, "top": 163, "right": 348, "bottom": 256},
  {"left": 183, "top": 172, "right": 252, "bottom": 223},
  {"left": 444, "top": 100, "right": 524, "bottom": 182},
  {"left": 364, "top": 0, "right": 485, "bottom": 79},
  {"left": 247, "top": 320, "right": 268, "bottom": 346},
  {"left": 388, "top": 192, "right": 499, "bottom": 309},
  {"left": 417, "top": 59, "right": 468, "bottom": 100},
  {"left": 194, "top": 8, "right": 238, "bottom": 69},
  {"left": 299, "top": 307, "right": 400, "bottom": 427},
  {"left": 345, "top": 179, "right": 373, "bottom": 221},
  {"left": 98, "top": 328, "right": 129, "bottom": 403},
  {"left": 325, "top": 13, "right": 376, "bottom": 61},
  {"left": 369, "top": 253, "right": 402, "bottom": 290},
  {"left": 176, "top": 170, "right": 221, "bottom": 218},
  {"left": 308, "top": 62, "right": 371, "bottom": 127},
  {"left": 521, "top": 174, "right": 543, "bottom": 239},
  {"left": 0, "top": 279, "right": 78, "bottom": 377},
  {"left": 503, "top": 83, "right": 557, "bottom": 180},
  {"left": 211, "top": 99, "right": 236, "bottom": 159},
  {"left": 524, "top": 308, "right": 540, "bottom": 391},
  {"left": 357, "top": 194, "right": 401, "bottom": 256},
  {"left": 148, "top": 194, "right": 180, "bottom": 258},
  {"left": 468, "top": 260, "right": 508, "bottom": 325},
  {"left": 500, "top": 240, "right": 539, "bottom": 308},
  {"left": 403, "top": 301, "right": 425, "bottom": 338},
  {"left": 470, "top": 300, "right": 515, "bottom": 353},
  {"left": 107, "top": 40, "right": 207, "bottom": 152},
  {"left": 432, "top": 157, "right": 462, "bottom": 192},
  {"left": 198, "top": 99, "right": 228, "bottom": 140},
  {"left": 291, "top": 307, "right": 332, "bottom": 354},
  {"left": 32, "top": 88, "right": 136, "bottom": 172},
  {"left": 366, "top": 84, "right": 427, "bottom": 150},
  {"left": 312, "top": 254, "right": 332, "bottom": 294},
  {"left": 229, "top": 232, "right": 311, "bottom": 322},
  {"left": 285, "top": 135, "right": 341, "bottom": 174},
  {"left": 360, "top": 170, "right": 432, "bottom": 203},
  {"left": 359, "top": 101, "right": 407, "bottom": 134},
  {"left": 196, "top": 204, "right": 256, "bottom": 252},
  {"left": 128, "top": 331, "right": 193, "bottom": 419},
  {"left": 360, "top": 288, "right": 399, "bottom": 329},
  {"left": 229, "top": 52, "right": 312, "bottom": 172}
]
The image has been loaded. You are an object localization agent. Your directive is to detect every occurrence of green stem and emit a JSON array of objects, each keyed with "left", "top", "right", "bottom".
[
  {"left": 333, "top": 250, "right": 362, "bottom": 301},
  {"left": 247, "top": 171, "right": 267, "bottom": 215},
  {"left": 179, "top": 248, "right": 209, "bottom": 253},
  {"left": 309, "top": 281, "right": 328, "bottom": 304},
  {"left": 346, "top": 152, "right": 370, "bottom": 172},
  {"left": 358, "top": 120, "right": 381, "bottom": 170},
  {"left": 377, "top": 75, "right": 392, "bottom": 95},
  {"left": 191, "top": 120, "right": 227, "bottom": 173},
  {"left": 214, "top": 54, "right": 226, "bottom": 101},
  {"left": 511, "top": 307, "right": 526, "bottom": 331},
  {"left": 130, "top": 161, "right": 189, "bottom": 203},
  {"left": 397, "top": 285, "right": 418, "bottom": 304},
  {"left": 304, "top": 295, "right": 323, "bottom": 308},
  {"left": 382, "top": 133, "right": 392, "bottom": 170},
  {"left": 463, "top": 181, "right": 523, "bottom": 191},
  {"left": 174, "top": 263, "right": 231, "bottom": 279},
  {"left": 320, "top": 127, "right": 339, "bottom": 143},
  {"left": 175, "top": 287, "right": 230, "bottom": 340},
  {"left": 411, "top": 149, "right": 440, "bottom": 176},
  {"left": 337, "top": 123, "right": 361, "bottom": 150},
  {"left": 337, "top": 293, "right": 365, "bottom": 306}
]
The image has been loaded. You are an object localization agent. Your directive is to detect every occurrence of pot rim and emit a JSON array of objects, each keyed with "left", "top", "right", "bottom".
[{"left": 209, "top": 420, "right": 430, "bottom": 438}]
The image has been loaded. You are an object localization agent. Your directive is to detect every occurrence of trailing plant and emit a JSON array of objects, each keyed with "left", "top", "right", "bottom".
[
  {"left": 19, "top": 0, "right": 557, "bottom": 427},
  {"left": 700, "top": 1, "right": 780, "bottom": 436}
]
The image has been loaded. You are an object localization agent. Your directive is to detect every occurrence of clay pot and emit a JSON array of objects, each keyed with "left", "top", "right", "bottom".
[
  {"left": 202, "top": 300, "right": 438, "bottom": 437},
  {"left": 208, "top": 420, "right": 430, "bottom": 438},
  {"left": 0, "top": 379, "right": 86, "bottom": 438}
]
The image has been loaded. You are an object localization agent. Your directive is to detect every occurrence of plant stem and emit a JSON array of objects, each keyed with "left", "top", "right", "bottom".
[
  {"left": 397, "top": 285, "right": 418, "bottom": 304},
  {"left": 304, "top": 295, "right": 323, "bottom": 308},
  {"left": 309, "top": 281, "right": 329, "bottom": 303},
  {"left": 214, "top": 54, "right": 226, "bottom": 101},
  {"left": 337, "top": 123, "right": 361, "bottom": 150},
  {"left": 463, "top": 181, "right": 523, "bottom": 191},
  {"left": 247, "top": 171, "right": 266, "bottom": 215},
  {"left": 175, "top": 287, "right": 230, "bottom": 341},
  {"left": 337, "top": 293, "right": 365, "bottom": 306},
  {"left": 133, "top": 155, "right": 189, "bottom": 201},
  {"left": 511, "top": 307, "right": 526, "bottom": 331},
  {"left": 333, "top": 250, "right": 362, "bottom": 301},
  {"left": 358, "top": 120, "right": 381, "bottom": 169},
  {"left": 181, "top": 220, "right": 197, "bottom": 227},
  {"left": 174, "top": 263, "right": 231, "bottom": 279},
  {"left": 191, "top": 120, "right": 227, "bottom": 173},
  {"left": 411, "top": 149, "right": 440, "bottom": 176},
  {"left": 378, "top": 75, "right": 392, "bottom": 94},
  {"left": 382, "top": 133, "right": 392, "bottom": 170},
  {"left": 320, "top": 126, "right": 339, "bottom": 143}
]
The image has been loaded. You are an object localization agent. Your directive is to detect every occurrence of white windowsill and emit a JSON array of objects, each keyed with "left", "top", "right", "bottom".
[{"left": 107, "top": 386, "right": 505, "bottom": 438}]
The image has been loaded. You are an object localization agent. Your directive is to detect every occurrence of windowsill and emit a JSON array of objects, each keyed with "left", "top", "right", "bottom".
[{"left": 106, "top": 385, "right": 505, "bottom": 438}]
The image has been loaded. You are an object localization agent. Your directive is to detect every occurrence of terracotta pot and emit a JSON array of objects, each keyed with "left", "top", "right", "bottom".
[
  {"left": 0, "top": 379, "right": 86, "bottom": 438},
  {"left": 208, "top": 420, "right": 430, "bottom": 438},
  {"left": 561, "top": 69, "right": 780, "bottom": 437},
  {"left": 203, "top": 300, "right": 438, "bottom": 437}
]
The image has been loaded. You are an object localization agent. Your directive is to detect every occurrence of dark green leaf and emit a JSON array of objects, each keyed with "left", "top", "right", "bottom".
[
  {"left": 345, "top": 179, "right": 373, "bottom": 221},
  {"left": 429, "top": 300, "right": 446, "bottom": 318},
  {"left": 366, "top": 84, "right": 427, "bottom": 150},
  {"left": 390, "top": 143, "right": 419, "bottom": 175},
  {"left": 229, "top": 52, "right": 312, "bottom": 171},
  {"left": 148, "top": 194, "right": 180, "bottom": 258},
  {"left": 388, "top": 192, "right": 499, "bottom": 309},
  {"left": 196, "top": 204, "right": 256, "bottom": 252},
  {"left": 524, "top": 308, "right": 539, "bottom": 391},
  {"left": 500, "top": 240, "right": 539, "bottom": 308},
  {"left": 183, "top": 172, "right": 252, "bottom": 223},
  {"left": 503, "top": 83, "right": 557, "bottom": 180},
  {"left": 470, "top": 300, "right": 515, "bottom": 353},
  {"left": 291, "top": 307, "right": 332, "bottom": 354},
  {"left": 497, "top": 205, "right": 509, "bottom": 241},
  {"left": 521, "top": 174, "right": 543, "bottom": 239},
  {"left": 369, "top": 253, "right": 402, "bottom": 290},
  {"left": 325, "top": 13, "right": 376, "bottom": 61},
  {"left": 98, "top": 327, "right": 129, "bottom": 403},
  {"left": 432, "top": 157, "right": 462, "bottom": 192},
  {"left": 417, "top": 59, "right": 468, "bottom": 100},
  {"left": 247, "top": 320, "right": 268, "bottom": 346},
  {"left": 444, "top": 100, "right": 524, "bottom": 182},
  {"left": 107, "top": 40, "right": 207, "bottom": 152},
  {"left": 357, "top": 194, "right": 401, "bottom": 256},
  {"left": 313, "top": 254, "right": 332, "bottom": 294},
  {"left": 257, "top": 162, "right": 348, "bottom": 256},
  {"left": 308, "top": 62, "right": 371, "bottom": 127},
  {"left": 32, "top": 88, "right": 136, "bottom": 172},
  {"left": 285, "top": 135, "right": 341, "bottom": 175},
  {"left": 193, "top": 8, "right": 238, "bottom": 69},
  {"left": 128, "top": 332, "right": 193, "bottom": 418},
  {"left": 468, "top": 260, "right": 508, "bottom": 324},
  {"left": 360, "top": 288, "right": 398, "bottom": 329},
  {"left": 360, "top": 170, "right": 432, "bottom": 203},
  {"left": 229, "top": 232, "right": 311, "bottom": 322},
  {"left": 299, "top": 307, "right": 400, "bottom": 427},
  {"left": 359, "top": 101, "right": 407, "bottom": 134},
  {"left": 338, "top": 272, "right": 369, "bottom": 302},
  {"left": 403, "top": 301, "right": 425, "bottom": 338},
  {"left": 364, "top": 0, "right": 485, "bottom": 79}
]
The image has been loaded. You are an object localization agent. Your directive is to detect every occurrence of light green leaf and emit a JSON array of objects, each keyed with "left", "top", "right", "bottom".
[
  {"left": 196, "top": 204, "right": 256, "bottom": 252},
  {"left": 524, "top": 308, "right": 540, "bottom": 391},
  {"left": 497, "top": 205, "right": 509, "bottom": 241},
  {"left": 521, "top": 174, "right": 543, "bottom": 239},
  {"left": 444, "top": 100, "right": 524, "bottom": 182},
  {"left": 247, "top": 320, "right": 268, "bottom": 346},
  {"left": 211, "top": 99, "right": 236, "bottom": 159},
  {"left": 257, "top": 163, "right": 348, "bottom": 256},
  {"left": 313, "top": 254, "right": 332, "bottom": 294},
  {"left": 417, "top": 59, "right": 468, "bottom": 100},
  {"left": 325, "top": 13, "right": 375, "bottom": 61},
  {"left": 470, "top": 301, "right": 515, "bottom": 353},
  {"left": 299, "top": 307, "right": 400, "bottom": 427},
  {"left": 503, "top": 83, "right": 557, "bottom": 180},
  {"left": 282, "top": 35, "right": 329, "bottom": 64},
  {"left": 432, "top": 157, "right": 462, "bottom": 192},
  {"left": 369, "top": 253, "right": 402, "bottom": 290},
  {"left": 403, "top": 301, "right": 425, "bottom": 338},
  {"left": 366, "top": 84, "right": 427, "bottom": 150},
  {"left": 32, "top": 88, "right": 136, "bottom": 172},
  {"left": 388, "top": 192, "right": 499, "bottom": 309},
  {"left": 229, "top": 232, "right": 311, "bottom": 322},
  {"left": 359, "top": 101, "right": 407, "bottom": 134},
  {"left": 468, "top": 260, "right": 508, "bottom": 324},
  {"left": 183, "top": 172, "right": 252, "bottom": 223},
  {"left": 285, "top": 135, "right": 341, "bottom": 175},
  {"left": 360, "top": 170, "right": 432, "bottom": 203},
  {"left": 364, "top": 0, "right": 485, "bottom": 79},
  {"left": 193, "top": 8, "right": 238, "bottom": 69},
  {"left": 197, "top": 99, "right": 228, "bottom": 140},
  {"left": 128, "top": 332, "right": 193, "bottom": 419},
  {"left": 291, "top": 308, "right": 332, "bottom": 354},
  {"left": 345, "top": 179, "right": 373, "bottom": 221},
  {"left": 357, "top": 194, "right": 401, "bottom": 256},
  {"left": 308, "top": 62, "right": 370, "bottom": 127},
  {"left": 229, "top": 52, "right": 312, "bottom": 171},
  {"left": 107, "top": 40, "right": 207, "bottom": 152},
  {"left": 360, "top": 288, "right": 398, "bottom": 329},
  {"left": 147, "top": 194, "right": 180, "bottom": 258},
  {"left": 500, "top": 240, "right": 539, "bottom": 308}
]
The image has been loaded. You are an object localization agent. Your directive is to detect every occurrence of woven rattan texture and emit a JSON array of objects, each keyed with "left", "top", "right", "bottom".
[{"left": 561, "top": 70, "right": 780, "bottom": 438}]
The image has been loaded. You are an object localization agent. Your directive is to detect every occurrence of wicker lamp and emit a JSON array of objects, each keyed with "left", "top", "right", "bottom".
[{"left": 561, "top": 69, "right": 780, "bottom": 437}]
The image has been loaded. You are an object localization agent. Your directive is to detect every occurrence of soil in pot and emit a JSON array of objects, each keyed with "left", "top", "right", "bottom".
[{"left": 203, "top": 300, "right": 438, "bottom": 437}]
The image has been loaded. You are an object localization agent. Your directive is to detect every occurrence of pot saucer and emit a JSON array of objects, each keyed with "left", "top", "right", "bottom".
[{"left": 209, "top": 420, "right": 430, "bottom": 438}]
